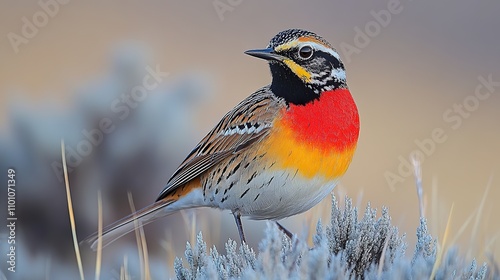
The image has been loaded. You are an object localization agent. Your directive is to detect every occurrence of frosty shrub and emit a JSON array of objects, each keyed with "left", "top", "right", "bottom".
[{"left": 174, "top": 195, "right": 489, "bottom": 279}]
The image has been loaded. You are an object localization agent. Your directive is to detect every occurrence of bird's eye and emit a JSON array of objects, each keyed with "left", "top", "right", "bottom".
[{"left": 298, "top": 45, "right": 313, "bottom": 60}]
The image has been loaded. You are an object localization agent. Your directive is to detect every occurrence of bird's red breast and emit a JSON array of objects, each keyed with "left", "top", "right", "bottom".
[{"left": 260, "top": 88, "right": 359, "bottom": 180}]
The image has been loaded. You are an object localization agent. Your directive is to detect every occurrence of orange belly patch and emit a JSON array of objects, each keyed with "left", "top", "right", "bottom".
[{"left": 260, "top": 119, "right": 357, "bottom": 180}]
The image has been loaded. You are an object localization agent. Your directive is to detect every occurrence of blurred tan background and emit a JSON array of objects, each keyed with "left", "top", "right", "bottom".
[{"left": 1, "top": 0, "right": 499, "bottom": 278}]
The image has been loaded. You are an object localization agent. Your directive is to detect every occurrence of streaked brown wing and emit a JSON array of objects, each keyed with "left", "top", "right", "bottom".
[{"left": 156, "top": 86, "right": 285, "bottom": 201}]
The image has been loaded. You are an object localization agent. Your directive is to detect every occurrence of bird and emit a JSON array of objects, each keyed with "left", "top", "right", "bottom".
[{"left": 82, "top": 29, "right": 360, "bottom": 250}]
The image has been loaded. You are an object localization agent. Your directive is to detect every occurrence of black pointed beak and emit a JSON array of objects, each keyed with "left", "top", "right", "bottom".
[{"left": 244, "top": 48, "right": 284, "bottom": 61}]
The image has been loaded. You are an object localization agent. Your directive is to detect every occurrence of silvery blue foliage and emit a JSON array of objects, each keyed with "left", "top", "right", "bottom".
[
  {"left": 175, "top": 195, "right": 491, "bottom": 279},
  {"left": 0, "top": 44, "right": 211, "bottom": 278}
]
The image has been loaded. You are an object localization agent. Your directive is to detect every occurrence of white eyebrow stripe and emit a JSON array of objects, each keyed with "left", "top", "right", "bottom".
[
  {"left": 275, "top": 40, "right": 341, "bottom": 61},
  {"left": 307, "top": 42, "right": 340, "bottom": 60}
]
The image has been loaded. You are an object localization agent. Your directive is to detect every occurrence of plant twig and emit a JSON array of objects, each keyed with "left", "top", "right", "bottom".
[
  {"left": 95, "top": 190, "right": 103, "bottom": 280},
  {"left": 61, "top": 139, "right": 85, "bottom": 280}
]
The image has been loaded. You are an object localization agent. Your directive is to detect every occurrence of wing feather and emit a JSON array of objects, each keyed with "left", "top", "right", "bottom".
[{"left": 156, "top": 86, "right": 285, "bottom": 201}]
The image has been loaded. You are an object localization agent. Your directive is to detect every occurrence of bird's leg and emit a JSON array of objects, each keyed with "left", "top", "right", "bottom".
[
  {"left": 233, "top": 211, "right": 246, "bottom": 244},
  {"left": 275, "top": 221, "right": 293, "bottom": 239}
]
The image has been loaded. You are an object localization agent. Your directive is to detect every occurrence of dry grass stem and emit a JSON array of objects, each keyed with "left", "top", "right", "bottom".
[
  {"left": 61, "top": 139, "right": 85, "bottom": 280},
  {"left": 430, "top": 203, "right": 454, "bottom": 279},
  {"left": 94, "top": 190, "right": 103, "bottom": 280},
  {"left": 411, "top": 155, "right": 425, "bottom": 218},
  {"left": 128, "top": 192, "right": 151, "bottom": 280}
]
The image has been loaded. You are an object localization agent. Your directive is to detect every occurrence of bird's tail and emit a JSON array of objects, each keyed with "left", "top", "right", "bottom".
[{"left": 81, "top": 199, "right": 175, "bottom": 250}]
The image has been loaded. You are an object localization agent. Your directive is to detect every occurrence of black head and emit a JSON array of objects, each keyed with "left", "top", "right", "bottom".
[{"left": 245, "top": 29, "right": 347, "bottom": 105}]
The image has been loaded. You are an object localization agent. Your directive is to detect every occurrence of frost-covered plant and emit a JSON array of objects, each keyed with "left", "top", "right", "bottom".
[
  {"left": 326, "top": 196, "right": 404, "bottom": 277},
  {"left": 174, "top": 195, "right": 489, "bottom": 279}
]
